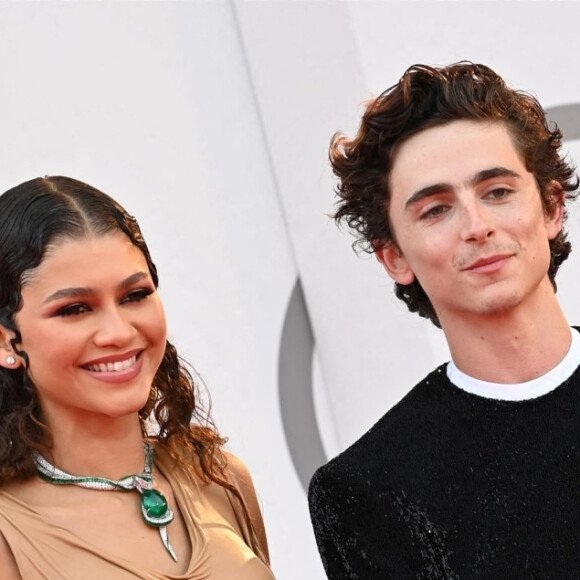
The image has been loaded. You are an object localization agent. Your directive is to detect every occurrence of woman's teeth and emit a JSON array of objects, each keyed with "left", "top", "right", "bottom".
[{"left": 85, "top": 354, "right": 137, "bottom": 373}]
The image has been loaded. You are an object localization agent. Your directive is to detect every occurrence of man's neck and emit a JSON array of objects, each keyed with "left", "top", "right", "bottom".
[{"left": 441, "top": 283, "right": 571, "bottom": 384}]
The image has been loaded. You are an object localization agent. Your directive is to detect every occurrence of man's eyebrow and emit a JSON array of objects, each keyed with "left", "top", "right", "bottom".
[
  {"left": 43, "top": 271, "right": 149, "bottom": 304},
  {"left": 404, "top": 183, "right": 452, "bottom": 211},
  {"left": 404, "top": 167, "right": 522, "bottom": 211},
  {"left": 469, "top": 167, "right": 521, "bottom": 185}
]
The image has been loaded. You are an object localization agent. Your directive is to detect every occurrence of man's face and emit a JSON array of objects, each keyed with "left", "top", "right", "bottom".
[{"left": 377, "top": 120, "right": 563, "bottom": 328}]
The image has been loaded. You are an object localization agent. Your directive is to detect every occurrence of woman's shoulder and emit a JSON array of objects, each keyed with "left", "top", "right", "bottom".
[{"left": 223, "top": 452, "right": 256, "bottom": 493}]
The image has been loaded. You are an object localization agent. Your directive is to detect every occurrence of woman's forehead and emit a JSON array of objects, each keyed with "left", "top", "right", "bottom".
[{"left": 22, "top": 233, "right": 146, "bottom": 289}]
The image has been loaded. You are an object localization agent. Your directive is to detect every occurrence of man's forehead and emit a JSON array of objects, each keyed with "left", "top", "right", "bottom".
[{"left": 389, "top": 120, "right": 529, "bottom": 200}]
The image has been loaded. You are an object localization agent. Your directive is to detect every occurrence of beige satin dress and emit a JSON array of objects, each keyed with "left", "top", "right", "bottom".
[{"left": 0, "top": 450, "right": 275, "bottom": 580}]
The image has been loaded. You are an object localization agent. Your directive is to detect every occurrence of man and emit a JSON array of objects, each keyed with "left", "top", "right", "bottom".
[{"left": 308, "top": 62, "right": 580, "bottom": 579}]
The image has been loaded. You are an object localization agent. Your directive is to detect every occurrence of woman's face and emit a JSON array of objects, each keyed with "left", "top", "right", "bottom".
[{"left": 11, "top": 232, "right": 167, "bottom": 428}]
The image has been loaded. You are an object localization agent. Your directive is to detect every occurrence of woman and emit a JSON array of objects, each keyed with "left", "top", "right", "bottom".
[{"left": 0, "top": 176, "right": 274, "bottom": 579}]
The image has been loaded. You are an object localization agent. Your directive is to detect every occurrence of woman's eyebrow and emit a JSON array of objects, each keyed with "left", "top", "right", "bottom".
[{"left": 43, "top": 271, "right": 149, "bottom": 304}]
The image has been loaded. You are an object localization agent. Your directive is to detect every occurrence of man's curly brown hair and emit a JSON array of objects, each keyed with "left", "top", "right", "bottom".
[{"left": 331, "top": 62, "right": 579, "bottom": 327}]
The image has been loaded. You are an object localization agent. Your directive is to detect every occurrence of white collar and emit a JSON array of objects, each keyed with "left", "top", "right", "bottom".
[{"left": 447, "top": 328, "right": 580, "bottom": 401}]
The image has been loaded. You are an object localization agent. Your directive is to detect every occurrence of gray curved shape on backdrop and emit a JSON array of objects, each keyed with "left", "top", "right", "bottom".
[
  {"left": 547, "top": 104, "right": 580, "bottom": 140},
  {"left": 279, "top": 103, "right": 580, "bottom": 494},
  {"left": 278, "top": 279, "right": 327, "bottom": 491}
]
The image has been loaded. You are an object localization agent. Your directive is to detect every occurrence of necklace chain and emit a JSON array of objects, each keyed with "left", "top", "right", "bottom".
[{"left": 32, "top": 442, "right": 178, "bottom": 562}]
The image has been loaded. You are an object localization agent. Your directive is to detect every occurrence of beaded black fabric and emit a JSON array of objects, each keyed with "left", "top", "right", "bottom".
[{"left": 309, "top": 339, "right": 580, "bottom": 579}]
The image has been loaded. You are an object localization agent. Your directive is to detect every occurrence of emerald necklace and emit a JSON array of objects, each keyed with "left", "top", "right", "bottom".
[{"left": 32, "top": 441, "right": 178, "bottom": 562}]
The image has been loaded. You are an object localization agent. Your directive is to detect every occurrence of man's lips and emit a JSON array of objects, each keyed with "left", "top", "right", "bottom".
[{"left": 462, "top": 254, "right": 512, "bottom": 272}]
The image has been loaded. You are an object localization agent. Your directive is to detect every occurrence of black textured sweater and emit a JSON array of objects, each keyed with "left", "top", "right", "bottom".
[{"left": 309, "top": 361, "right": 580, "bottom": 579}]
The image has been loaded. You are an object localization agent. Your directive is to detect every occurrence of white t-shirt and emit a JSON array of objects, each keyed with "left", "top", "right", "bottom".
[{"left": 447, "top": 328, "right": 580, "bottom": 401}]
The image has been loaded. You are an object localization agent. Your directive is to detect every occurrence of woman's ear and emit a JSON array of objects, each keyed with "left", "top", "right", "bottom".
[
  {"left": 0, "top": 325, "right": 22, "bottom": 370},
  {"left": 375, "top": 241, "right": 416, "bottom": 285}
]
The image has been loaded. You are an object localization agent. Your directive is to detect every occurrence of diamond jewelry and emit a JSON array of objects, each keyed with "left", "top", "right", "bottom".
[
  {"left": 32, "top": 442, "right": 177, "bottom": 561},
  {"left": 6, "top": 356, "right": 15, "bottom": 365}
]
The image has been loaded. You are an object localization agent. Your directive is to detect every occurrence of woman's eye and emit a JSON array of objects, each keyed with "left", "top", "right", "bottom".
[
  {"left": 122, "top": 288, "right": 154, "bottom": 304},
  {"left": 56, "top": 303, "right": 90, "bottom": 317}
]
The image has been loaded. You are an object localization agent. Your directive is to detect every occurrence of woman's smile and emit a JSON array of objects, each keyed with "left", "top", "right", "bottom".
[{"left": 82, "top": 350, "right": 144, "bottom": 383}]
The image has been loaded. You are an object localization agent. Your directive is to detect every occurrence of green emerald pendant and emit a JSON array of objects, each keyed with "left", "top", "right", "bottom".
[
  {"left": 141, "top": 488, "right": 174, "bottom": 526},
  {"left": 143, "top": 489, "right": 168, "bottom": 518}
]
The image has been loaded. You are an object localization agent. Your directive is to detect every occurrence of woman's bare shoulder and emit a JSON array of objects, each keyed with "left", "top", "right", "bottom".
[{"left": 224, "top": 452, "right": 257, "bottom": 493}]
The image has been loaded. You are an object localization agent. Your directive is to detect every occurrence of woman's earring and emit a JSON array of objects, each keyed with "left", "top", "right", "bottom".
[{"left": 6, "top": 356, "right": 16, "bottom": 365}]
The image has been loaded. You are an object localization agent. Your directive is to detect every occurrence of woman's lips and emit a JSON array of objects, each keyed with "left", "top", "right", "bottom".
[
  {"left": 81, "top": 351, "right": 144, "bottom": 383},
  {"left": 83, "top": 354, "right": 137, "bottom": 373}
]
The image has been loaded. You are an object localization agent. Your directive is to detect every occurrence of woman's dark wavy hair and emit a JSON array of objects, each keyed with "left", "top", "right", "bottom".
[
  {"left": 0, "top": 176, "right": 267, "bottom": 562},
  {"left": 331, "top": 62, "right": 579, "bottom": 327}
]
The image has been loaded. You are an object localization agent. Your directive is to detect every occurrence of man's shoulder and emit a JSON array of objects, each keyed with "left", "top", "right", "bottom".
[{"left": 310, "top": 364, "right": 453, "bottom": 492}]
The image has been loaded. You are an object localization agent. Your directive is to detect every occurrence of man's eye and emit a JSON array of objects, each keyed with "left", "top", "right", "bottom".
[
  {"left": 420, "top": 205, "right": 448, "bottom": 220},
  {"left": 487, "top": 188, "right": 512, "bottom": 199},
  {"left": 122, "top": 289, "right": 154, "bottom": 304},
  {"left": 56, "top": 303, "right": 90, "bottom": 317}
]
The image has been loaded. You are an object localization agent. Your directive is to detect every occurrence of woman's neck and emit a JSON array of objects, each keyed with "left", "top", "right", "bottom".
[{"left": 45, "top": 412, "right": 147, "bottom": 479}]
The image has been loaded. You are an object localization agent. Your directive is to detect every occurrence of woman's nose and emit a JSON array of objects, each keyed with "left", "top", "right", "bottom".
[{"left": 92, "top": 308, "right": 137, "bottom": 347}]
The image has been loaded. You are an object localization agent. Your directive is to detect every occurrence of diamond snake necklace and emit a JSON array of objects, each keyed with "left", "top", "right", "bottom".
[{"left": 32, "top": 442, "right": 178, "bottom": 562}]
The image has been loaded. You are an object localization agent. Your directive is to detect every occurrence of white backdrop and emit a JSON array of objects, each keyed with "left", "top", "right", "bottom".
[{"left": 1, "top": 3, "right": 580, "bottom": 579}]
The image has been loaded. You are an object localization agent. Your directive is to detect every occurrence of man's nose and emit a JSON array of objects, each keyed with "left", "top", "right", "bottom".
[{"left": 460, "top": 202, "right": 495, "bottom": 243}]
